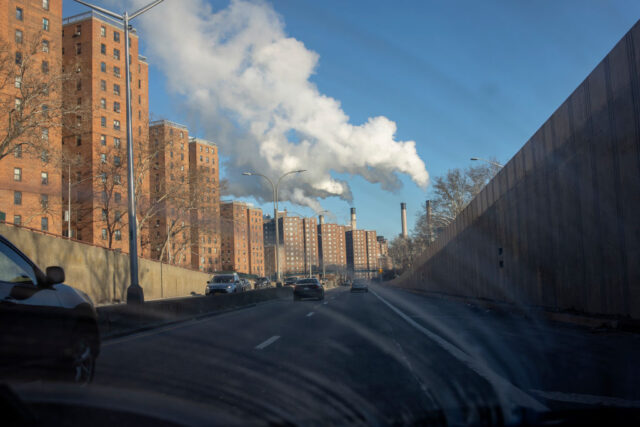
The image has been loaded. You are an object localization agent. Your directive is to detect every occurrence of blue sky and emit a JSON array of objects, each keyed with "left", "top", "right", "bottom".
[{"left": 64, "top": 1, "right": 640, "bottom": 239}]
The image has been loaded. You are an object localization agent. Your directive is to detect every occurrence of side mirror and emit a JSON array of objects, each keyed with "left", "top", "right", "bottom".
[{"left": 45, "top": 266, "right": 65, "bottom": 286}]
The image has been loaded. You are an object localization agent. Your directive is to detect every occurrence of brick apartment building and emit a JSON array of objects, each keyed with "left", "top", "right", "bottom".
[
  {"left": 365, "top": 230, "right": 379, "bottom": 273},
  {"left": 0, "top": 0, "right": 63, "bottom": 234},
  {"left": 279, "top": 215, "right": 305, "bottom": 276},
  {"left": 61, "top": 10, "right": 149, "bottom": 251},
  {"left": 302, "top": 217, "right": 318, "bottom": 275},
  {"left": 188, "top": 136, "right": 221, "bottom": 273},
  {"left": 220, "top": 201, "right": 249, "bottom": 273},
  {"left": 317, "top": 222, "right": 347, "bottom": 273},
  {"left": 247, "top": 207, "right": 264, "bottom": 276},
  {"left": 346, "top": 229, "right": 368, "bottom": 276},
  {"left": 264, "top": 245, "right": 283, "bottom": 278},
  {"left": 147, "top": 120, "right": 190, "bottom": 267}
]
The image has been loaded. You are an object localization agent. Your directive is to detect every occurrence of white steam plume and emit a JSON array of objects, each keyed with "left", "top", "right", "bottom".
[{"left": 132, "top": 0, "right": 429, "bottom": 207}]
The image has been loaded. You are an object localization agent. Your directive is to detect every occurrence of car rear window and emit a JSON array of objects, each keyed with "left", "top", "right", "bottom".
[
  {"left": 297, "top": 279, "right": 317, "bottom": 284},
  {"left": 214, "top": 276, "right": 234, "bottom": 283}
]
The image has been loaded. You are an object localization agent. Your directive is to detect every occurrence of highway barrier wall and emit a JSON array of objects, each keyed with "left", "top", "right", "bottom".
[
  {"left": 0, "top": 222, "right": 211, "bottom": 304},
  {"left": 396, "top": 20, "right": 640, "bottom": 319}
]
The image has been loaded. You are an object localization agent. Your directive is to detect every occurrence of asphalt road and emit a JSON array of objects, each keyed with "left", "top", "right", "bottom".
[{"left": 95, "top": 283, "right": 640, "bottom": 425}]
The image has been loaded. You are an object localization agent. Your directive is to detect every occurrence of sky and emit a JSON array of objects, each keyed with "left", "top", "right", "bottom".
[{"left": 63, "top": 0, "right": 640, "bottom": 239}]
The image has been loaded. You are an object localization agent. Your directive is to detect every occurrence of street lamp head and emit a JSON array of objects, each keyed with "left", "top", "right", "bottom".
[
  {"left": 470, "top": 157, "right": 479, "bottom": 161},
  {"left": 242, "top": 172, "right": 252, "bottom": 176},
  {"left": 295, "top": 169, "right": 306, "bottom": 173}
]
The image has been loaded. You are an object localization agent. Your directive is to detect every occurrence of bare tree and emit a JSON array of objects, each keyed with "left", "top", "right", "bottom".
[{"left": 0, "top": 34, "right": 82, "bottom": 162}]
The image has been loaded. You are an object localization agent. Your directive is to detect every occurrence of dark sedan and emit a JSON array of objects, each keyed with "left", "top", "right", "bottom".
[
  {"left": 0, "top": 235, "right": 100, "bottom": 384},
  {"left": 293, "top": 278, "right": 324, "bottom": 301}
]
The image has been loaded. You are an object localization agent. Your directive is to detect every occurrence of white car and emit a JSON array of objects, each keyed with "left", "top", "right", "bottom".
[{"left": 205, "top": 273, "right": 240, "bottom": 295}]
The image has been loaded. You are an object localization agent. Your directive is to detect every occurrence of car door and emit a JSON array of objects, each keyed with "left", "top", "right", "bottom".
[{"left": 0, "top": 239, "right": 62, "bottom": 370}]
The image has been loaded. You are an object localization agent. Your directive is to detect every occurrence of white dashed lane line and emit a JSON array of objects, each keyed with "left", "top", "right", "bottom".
[{"left": 255, "top": 335, "right": 280, "bottom": 350}]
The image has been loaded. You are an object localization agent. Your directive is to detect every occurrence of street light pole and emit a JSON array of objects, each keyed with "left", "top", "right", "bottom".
[
  {"left": 243, "top": 170, "right": 306, "bottom": 282},
  {"left": 74, "top": 0, "right": 164, "bottom": 304},
  {"left": 470, "top": 157, "right": 504, "bottom": 168}
]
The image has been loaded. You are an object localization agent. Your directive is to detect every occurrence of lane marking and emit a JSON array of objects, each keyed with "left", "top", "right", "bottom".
[
  {"left": 255, "top": 335, "right": 280, "bottom": 350},
  {"left": 306, "top": 312, "right": 314, "bottom": 317},
  {"left": 530, "top": 389, "right": 640, "bottom": 408},
  {"left": 369, "top": 288, "right": 547, "bottom": 416}
]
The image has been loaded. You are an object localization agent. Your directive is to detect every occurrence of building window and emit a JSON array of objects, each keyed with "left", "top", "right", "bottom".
[
  {"left": 100, "top": 134, "right": 106, "bottom": 146},
  {"left": 113, "top": 120, "right": 120, "bottom": 130},
  {"left": 15, "top": 52, "right": 22, "bottom": 65},
  {"left": 138, "top": 95, "right": 141, "bottom": 104},
  {"left": 100, "top": 80, "right": 106, "bottom": 91},
  {"left": 14, "top": 215, "right": 21, "bottom": 225},
  {"left": 41, "top": 60, "right": 49, "bottom": 74},
  {"left": 76, "top": 43, "right": 82, "bottom": 54},
  {"left": 100, "top": 98, "right": 106, "bottom": 109},
  {"left": 43, "top": 18, "right": 49, "bottom": 31},
  {"left": 113, "top": 66, "right": 120, "bottom": 77},
  {"left": 100, "top": 26, "right": 106, "bottom": 37},
  {"left": 113, "top": 101, "right": 120, "bottom": 113},
  {"left": 16, "top": 7, "right": 24, "bottom": 20},
  {"left": 114, "top": 156, "right": 121, "bottom": 166},
  {"left": 14, "top": 168, "right": 22, "bottom": 181},
  {"left": 14, "top": 191, "right": 22, "bottom": 205},
  {"left": 114, "top": 31, "right": 120, "bottom": 42},
  {"left": 41, "top": 217, "right": 48, "bottom": 231},
  {"left": 115, "top": 230, "right": 122, "bottom": 241},
  {"left": 41, "top": 194, "right": 48, "bottom": 209},
  {"left": 115, "top": 192, "right": 121, "bottom": 203},
  {"left": 100, "top": 154, "right": 106, "bottom": 164},
  {"left": 42, "top": 39, "right": 49, "bottom": 53},
  {"left": 114, "top": 174, "right": 121, "bottom": 184},
  {"left": 100, "top": 62, "right": 106, "bottom": 72},
  {"left": 101, "top": 116, "right": 106, "bottom": 127},
  {"left": 114, "top": 84, "right": 120, "bottom": 96},
  {"left": 113, "top": 48, "right": 120, "bottom": 60},
  {"left": 14, "top": 145, "right": 22, "bottom": 158},
  {"left": 76, "top": 135, "right": 81, "bottom": 146},
  {"left": 43, "top": 0, "right": 50, "bottom": 10},
  {"left": 100, "top": 172, "right": 106, "bottom": 183},
  {"left": 100, "top": 43, "right": 106, "bottom": 54},
  {"left": 15, "top": 30, "right": 23, "bottom": 44},
  {"left": 114, "top": 137, "right": 121, "bottom": 148},
  {"left": 101, "top": 229, "right": 107, "bottom": 240},
  {"left": 76, "top": 79, "right": 81, "bottom": 91},
  {"left": 14, "top": 98, "right": 21, "bottom": 111},
  {"left": 14, "top": 76, "right": 21, "bottom": 88}
]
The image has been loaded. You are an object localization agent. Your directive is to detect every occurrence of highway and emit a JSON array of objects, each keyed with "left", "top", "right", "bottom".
[{"left": 95, "top": 283, "right": 640, "bottom": 425}]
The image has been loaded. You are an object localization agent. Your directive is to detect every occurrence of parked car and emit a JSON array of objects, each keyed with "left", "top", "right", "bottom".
[
  {"left": 284, "top": 276, "right": 298, "bottom": 287},
  {"left": 205, "top": 273, "right": 240, "bottom": 295},
  {"left": 0, "top": 234, "right": 100, "bottom": 384},
  {"left": 350, "top": 279, "right": 369, "bottom": 293},
  {"left": 293, "top": 278, "right": 325, "bottom": 301},
  {"left": 255, "top": 277, "right": 271, "bottom": 289}
]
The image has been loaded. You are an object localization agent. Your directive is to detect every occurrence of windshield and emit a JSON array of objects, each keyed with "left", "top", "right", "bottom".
[
  {"left": 213, "top": 276, "right": 235, "bottom": 283},
  {"left": 2, "top": 1, "right": 640, "bottom": 425}
]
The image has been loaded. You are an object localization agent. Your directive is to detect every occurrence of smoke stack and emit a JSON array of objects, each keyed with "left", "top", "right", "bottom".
[
  {"left": 319, "top": 214, "right": 325, "bottom": 225},
  {"left": 401, "top": 203, "right": 408, "bottom": 238},
  {"left": 350, "top": 207, "right": 357, "bottom": 230}
]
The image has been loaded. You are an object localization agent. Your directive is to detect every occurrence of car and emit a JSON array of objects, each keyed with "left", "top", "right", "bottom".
[
  {"left": 293, "top": 278, "right": 324, "bottom": 301},
  {"left": 0, "top": 234, "right": 100, "bottom": 385},
  {"left": 205, "top": 273, "right": 240, "bottom": 295},
  {"left": 254, "top": 277, "right": 271, "bottom": 289},
  {"left": 350, "top": 279, "right": 368, "bottom": 292},
  {"left": 284, "top": 276, "right": 298, "bottom": 287}
]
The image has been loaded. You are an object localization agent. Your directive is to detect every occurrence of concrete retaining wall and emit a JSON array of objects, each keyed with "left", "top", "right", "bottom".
[
  {"left": 397, "top": 20, "right": 640, "bottom": 319},
  {"left": 0, "top": 223, "right": 211, "bottom": 304}
]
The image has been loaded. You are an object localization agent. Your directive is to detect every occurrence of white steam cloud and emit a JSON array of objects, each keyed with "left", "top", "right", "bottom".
[{"left": 133, "top": 0, "right": 429, "bottom": 208}]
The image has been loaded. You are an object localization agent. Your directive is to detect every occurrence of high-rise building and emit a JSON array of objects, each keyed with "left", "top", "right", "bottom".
[
  {"left": 247, "top": 207, "right": 264, "bottom": 276},
  {"left": 0, "top": 0, "right": 63, "bottom": 234},
  {"left": 377, "top": 236, "right": 393, "bottom": 270},
  {"left": 264, "top": 245, "right": 283, "bottom": 278},
  {"left": 302, "top": 217, "right": 318, "bottom": 275},
  {"left": 318, "top": 222, "right": 347, "bottom": 273},
  {"left": 279, "top": 215, "right": 305, "bottom": 275},
  {"left": 220, "top": 201, "right": 249, "bottom": 273},
  {"left": 61, "top": 10, "right": 149, "bottom": 250},
  {"left": 365, "top": 230, "right": 379, "bottom": 274},
  {"left": 188, "top": 137, "right": 220, "bottom": 272},
  {"left": 147, "top": 120, "right": 190, "bottom": 267},
  {"left": 346, "top": 229, "right": 368, "bottom": 276}
]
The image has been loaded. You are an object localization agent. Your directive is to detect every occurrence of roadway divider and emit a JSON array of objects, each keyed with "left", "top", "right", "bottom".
[{"left": 98, "top": 286, "right": 293, "bottom": 339}]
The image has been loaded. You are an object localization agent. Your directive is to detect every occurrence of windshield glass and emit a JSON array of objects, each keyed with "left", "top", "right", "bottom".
[{"left": 3, "top": 1, "right": 640, "bottom": 425}]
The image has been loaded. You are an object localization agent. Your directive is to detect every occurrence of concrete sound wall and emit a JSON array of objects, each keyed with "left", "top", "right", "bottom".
[
  {"left": 0, "top": 223, "right": 211, "bottom": 304},
  {"left": 398, "top": 20, "right": 640, "bottom": 319}
]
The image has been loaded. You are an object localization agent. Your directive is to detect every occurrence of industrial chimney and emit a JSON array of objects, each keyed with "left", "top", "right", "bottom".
[
  {"left": 350, "top": 207, "right": 357, "bottom": 230},
  {"left": 401, "top": 203, "right": 408, "bottom": 238},
  {"left": 319, "top": 214, "right": 325, "bottom": 225}
]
